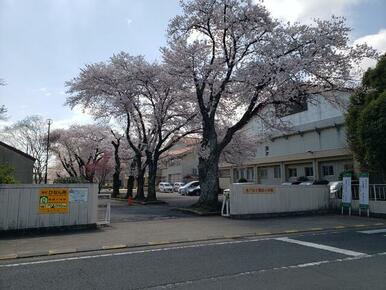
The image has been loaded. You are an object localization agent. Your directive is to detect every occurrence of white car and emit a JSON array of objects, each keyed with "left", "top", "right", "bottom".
[
  {"left": 328, "top": 181, "right": 342, "bottom": 198},
  {"left": 173, "top": 182, "right": 185, "bottom": 192},
  {"left": 178, "top": 181, "right": 199, "bottom": 195},
  {"left": 158, "top": 182, "right": 173, "bottom": 193}
]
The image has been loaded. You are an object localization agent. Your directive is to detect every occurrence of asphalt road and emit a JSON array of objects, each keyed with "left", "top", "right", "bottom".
[{"left": 1, "top": 227, "right": 386, "bottom": 289}]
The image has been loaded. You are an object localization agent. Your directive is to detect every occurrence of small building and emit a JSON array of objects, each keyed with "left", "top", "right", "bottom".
[
  {"left": 219, "top": 92, "right": 354, "bottom": 186},
  {"left": 159, "top": 137, "right": 200, "bottom": 183},
  {"left": 0, "top": 141, "right": 35, "bottom": 183}
]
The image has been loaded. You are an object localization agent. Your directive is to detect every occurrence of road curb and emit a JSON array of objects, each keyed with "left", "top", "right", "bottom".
[{"left": 0, "top": 222, "right": 384, "bottom": 261}]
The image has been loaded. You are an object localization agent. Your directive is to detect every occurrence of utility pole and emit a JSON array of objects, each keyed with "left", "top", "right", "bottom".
[{"left": 44, "top": 119, "right": 53, "bottom": 184}]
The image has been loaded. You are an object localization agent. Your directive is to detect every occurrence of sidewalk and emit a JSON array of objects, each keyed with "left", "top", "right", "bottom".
[{"left": 0, "top": 214, "right": 385, "bottom": 260}]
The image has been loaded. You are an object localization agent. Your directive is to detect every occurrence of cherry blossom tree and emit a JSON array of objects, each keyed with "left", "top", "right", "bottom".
[
  {"left": 162, "top": 0, "right": 377, "bottom": 209},
  {"left": 66, "top": 53, "right": 199, "bottom": 201},
  {"left": 50, "top": 124, "right": 112, "bottom": 183},
  {"left": 93, "top": 151, "right": 114, "bottom": 193}
]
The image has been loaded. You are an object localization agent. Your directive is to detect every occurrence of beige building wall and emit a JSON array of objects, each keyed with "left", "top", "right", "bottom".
[{"left": 221, "top": 92, "right": 354, "bottom": 185}]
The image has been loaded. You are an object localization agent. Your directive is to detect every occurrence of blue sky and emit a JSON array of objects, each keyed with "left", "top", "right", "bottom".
[{"left": 0, "top": 0, "right": 385, "bottom": 128}]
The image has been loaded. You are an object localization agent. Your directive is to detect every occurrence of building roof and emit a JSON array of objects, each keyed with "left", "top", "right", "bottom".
[
  {"left": 180, "top": 137, "right": 200, "bottom": 146},
  {"left": 164, "top": 146, "right": 195, "bottom": 157},
  {"left": 0, "top": 141, "right": 36, "bottom": 161},
  {"left": 161, "top": 136, "right": 200, "bottom": 159}
]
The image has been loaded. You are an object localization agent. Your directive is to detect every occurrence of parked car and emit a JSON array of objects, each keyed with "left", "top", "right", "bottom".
[
  {"left": 189, "top": 185, "right": 200, "bottom": 196},
  {"left": 173, "top": 182, "right": 185, "bottom": 192},
  {"left": 299, "top": 181, "right": 314, "bottom": 185},
  {"left": 158, "top": 182, "right": 173, "bottom": 193},
  {"left": 328, "top": 181, "right": 342, "bottom": 198},
  {"left": 178, "top": 181, "right": 200, "bottom": 195}
]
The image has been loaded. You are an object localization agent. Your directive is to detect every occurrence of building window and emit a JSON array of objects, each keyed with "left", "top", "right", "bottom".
[
  {"left": 322, "top": 165, "right": 334, "bottom": 176},
  {"left": 246, "top": 167, "right": 255, "bottom": 181},
  {"left": 305, "top": 167, "right": 314, "bottom": 177},
  {"left": 258, "top": 168, "right": 268, "bottom": 179},
  {"left": 274, "top": 166, "right": 281, "bottom": 178},
  {"left": 192, "top": 168, "right": 198, "bottom": 175},
  {"left": 265, "top": 146, "right": 269, "bottom": 156},
  {"left": 233, "top": 169, "right": 239, "bottom": 182},
  {"left": 288, "top": 168, "right": 297, "bottom": 178},
  {"left": 219, "top": 169, "right": 231, "bottom": 178}
]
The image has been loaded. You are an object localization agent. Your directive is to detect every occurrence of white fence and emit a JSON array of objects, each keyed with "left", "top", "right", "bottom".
[
  {"left": 332, "top": 184, "right": 386, "bottom": 215},
  {"left": 229, "top": 183, "right": 329, "bottom": 216},
  {"left": 0, "top": 184, "right": 98, "bottom": 231},
  {"left": 97, "top": 193, "right": 111, "bottom": 225},
  {"left": 336, "top": 184, "right": 386, "bottom": 201}
]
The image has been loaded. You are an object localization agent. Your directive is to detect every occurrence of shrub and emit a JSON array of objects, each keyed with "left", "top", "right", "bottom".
[{"left": 0, "top": 164, "right": 17, "bottom": 184}]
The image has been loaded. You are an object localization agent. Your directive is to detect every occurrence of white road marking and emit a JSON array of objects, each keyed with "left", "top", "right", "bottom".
[
  {"left": 275, "top": 237, "right": 366, "bottom": 257},
  {"left": 358, "top": 228, "right": 386, "bottom": 234},
  {"left": 148, "top": 252, "right": 386, "bottom": 289},
  {"left": 0, "top": 237, "right": 273, "bottom": 268}
]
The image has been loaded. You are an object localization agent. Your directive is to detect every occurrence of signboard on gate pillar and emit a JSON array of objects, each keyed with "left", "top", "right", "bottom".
[
  {"left": 342, "top": 173, "right": 352, "bottom": 206},
  {"left": 342, "top": 173, "right": 352, "bottom": 215},
  {"left": 359, "top": 173, "right": 369, "bottom": 216},
  {"left": 359, "top": 173, "right": 369, "bottom": 208},
  {"left": 38, "top": 188, "right": 69, "bottom": 214}
]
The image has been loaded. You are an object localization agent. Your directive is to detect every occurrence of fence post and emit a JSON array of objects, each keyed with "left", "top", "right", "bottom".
[{"left": 373, "top": 185, "right": 377, "bottom": 201}]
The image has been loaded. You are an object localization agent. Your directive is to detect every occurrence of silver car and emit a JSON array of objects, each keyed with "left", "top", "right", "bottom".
[
  {"left": 158, "top": 182, "right": 173, "bottom": 193},
  {"left": 178, "top": 181, "right": 199, "bottom": 195},
  {"left": 173, "top": 182, "right": 185, "bottom": 192}
]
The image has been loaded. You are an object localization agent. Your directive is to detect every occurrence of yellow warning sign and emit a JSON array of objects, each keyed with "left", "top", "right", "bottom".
[{"left": 38, "top": 188, "right": 69, "bottom": 214}]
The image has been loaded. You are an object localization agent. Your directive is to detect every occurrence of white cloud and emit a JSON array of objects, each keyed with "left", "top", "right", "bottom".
[
  {"left": 353, "top": 29, "right": 386, "bottom": 70},
  {"left": 126, "top": 18, "right": 133, "bottom": 27},
  {"left": 258, "top": 0, "right": 364, "bottom": 23},
  {"left": 39, "top": 87, "right": 52, "bottom": 97},
  {"left": 354, "top": 29, "right": 386, "bottom": 53},
  {"left": 52, "top": 105, "right": 94, "bottom": 129}
]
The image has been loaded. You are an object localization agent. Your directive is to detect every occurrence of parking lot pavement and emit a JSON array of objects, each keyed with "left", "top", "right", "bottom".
[{"left": 99, "top": 192, "right": 222, "bottom": 222}]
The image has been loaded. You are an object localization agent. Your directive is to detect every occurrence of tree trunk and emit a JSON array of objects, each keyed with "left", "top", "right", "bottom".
[
  {"left": 126, "top": 175, "right": 135, "bottom": 198},
  {"left": 111, "top": 138, "right": 121, "bottom": 198},
  {"left": 112, "top": 172, "right": 120, "bottom": 198},
  {"left": 125, "top": 160, "right": 136, "bottom": 198},
  {"left": 135, "top": 172, "right": 145, "bottom": 200},
  {"left": 195, "top": 124, "right": 220, "bottom": 210},
  {"left": 196, "top": 153, "right": 220, "bottom": 210},
  {"left": 134, "top": 155, "right": 145, "bottom": 200},
  {"left": 146, "top": 158, "right": 158, "bottom": 201}
]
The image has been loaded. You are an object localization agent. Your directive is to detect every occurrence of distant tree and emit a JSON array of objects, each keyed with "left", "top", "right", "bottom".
[
  {"left": 0, "top": 106, "right": 6, "bottom": 121},
  {"left": 163, "top": 0, "right": 376, "bottom": 209},
  {"left": 346, "top": 54, "right": 386, "bottom": 180},
  {"left": 0, "top": 79, "right": 7, "bottom": 121},
  {"left": 1, "top": 115, "right": 47, "bottom": 183},
  {"left": 50, "top": 124, "right": 112, "bottom": 183},
  {"left": 93, "top": 151, "right": 114, "bottom": 193}
]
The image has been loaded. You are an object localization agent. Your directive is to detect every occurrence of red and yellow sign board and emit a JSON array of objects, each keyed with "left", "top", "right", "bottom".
[
  {"left": 243, "top": 187, "right": 275, "bottom": 194},
  {"left": 38, "top": 188, "right": 69, "bottom": 214}
]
